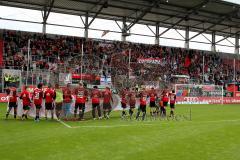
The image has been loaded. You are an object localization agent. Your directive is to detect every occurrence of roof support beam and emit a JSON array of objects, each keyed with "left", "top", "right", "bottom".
[
  {"left": 126, "top": 0, "right": 159, "bottom": 31},
  {"left": 158, "top": 0, "right": 210, "bottom": 37},
  {"left": 185, "top": 26, "right": 190, "bottom": 49},
  {"left": 211, "top": 31, "right": 216, "bottom": 52},
  {"left": 175, "top": 29, "right": 185, "bottom": 40},
  {"left": 1, "top": 0, "right": 239, "bottom": 36},
  {"left": 42, "top": 0, "right": 55, "bottom": 34},
  {"left": 159, "top": 18, "right": 183, "bottom": 37},
  {"left": 84, "top": 12, "right": 89, "bottom": 39},
  {"left": 155, "top": 22, "right": 160, "bottom": 45},
  {"left": 201, "top": 33, "right": 212, "bottom": 43},
  {"left": 215, "top": 31, "right": 240, "bottom": 44},
  {"left": 114, "top": 20, "right": 122, "bottom": 31},
  {"left": 121, "top": 17, "right": 127, "bottom": 42},
  {"left": 235, "top": 34, "right": 239, "bottom": 54},
  {"left": 87, "top": 0, "right": 108, "bottom": 27},
  {"left": 189, "top": 8, "right": 240, "bottom": 41},
  {"left": 189, "top": 20, "right": 224, "bottom": 41},
  {"left": 146, "top": 25, "right": 155, "bottom": 36}
]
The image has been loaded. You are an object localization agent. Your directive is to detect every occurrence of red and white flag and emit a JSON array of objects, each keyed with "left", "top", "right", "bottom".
[{"left": 101, "top": 30, "right": 110, "bottom": 37}]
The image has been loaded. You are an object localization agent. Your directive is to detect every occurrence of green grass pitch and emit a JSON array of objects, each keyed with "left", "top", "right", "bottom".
[{"left": 0, "top": 103, "right": 240, "bottom": 160}]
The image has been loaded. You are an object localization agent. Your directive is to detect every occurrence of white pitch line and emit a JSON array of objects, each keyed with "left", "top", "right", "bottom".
[
  {"left": 200, "top": 119, "right": 240, "bottom": 123},
  {"left": 58, "top": 119, "right": 72, "bottom": 128},
  {"left": 58, "top": 119, "right": 240, "bottom": 129},
  {"left": 71, "top": 123, "right": 155, "bottom": 128}
]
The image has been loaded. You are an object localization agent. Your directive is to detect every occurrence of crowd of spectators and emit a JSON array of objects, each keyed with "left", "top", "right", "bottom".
[{"left": 2, "top": 29, "right": 240, "bottom": 87}]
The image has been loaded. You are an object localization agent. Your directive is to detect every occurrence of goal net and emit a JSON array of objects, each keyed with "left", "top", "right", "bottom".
[{"left": 175, "top": 84, "right": 224, "bottom": 104}]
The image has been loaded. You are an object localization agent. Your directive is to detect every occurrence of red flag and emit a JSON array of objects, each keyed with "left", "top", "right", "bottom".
[
  {"left": 184, "top": 56, "right": 191, "bottom": 67},
  {"left": 101, "top": 30, "right": 110, "bottom": 37}
]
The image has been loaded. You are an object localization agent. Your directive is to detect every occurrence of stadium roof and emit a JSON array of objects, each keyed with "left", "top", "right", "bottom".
[{"left": 1, "top": 0, "right": 240, "bottom": 39}]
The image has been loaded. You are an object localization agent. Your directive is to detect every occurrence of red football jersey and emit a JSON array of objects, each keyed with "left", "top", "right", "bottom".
[
  {"left": 63, "top": 88, "right": 72, "bottom": 103},
  {"left": 139, "top": 91, "right": 147, "bottom": 105},
  {"left": 44, "top": 88, "right": 54, "bottom": 103},
  {"left": 149, "top": 92, "right": 157, "bottom": 102},
  {"left": 20, "top": 90, "right": 31, "bottom": 106},
  {"left": 121, "top": 89, "right": 128, "bottom": 104},
  {"left": 75, "top": 87, "right": 88, "bottom": 104},
  {"left": 8, "top": 87, "right": 17, "bottom": 103},
  {"left": 102, "top": 89, "right": 112, "bottom": 104},
  {"left": 32, "top": 88, "right": 43, "bottom": 105},
  {"left": 128, "top": 91, "right": 136, "bottom": 105},
  {"left": 162, "top": 93, "right": 169, "bottom": 102},
  {"left": 169, "top": 93, "right": 176, "bottom": 104},
  {"left": 91, "top": 89, "right": 101, "bottom": 104}
]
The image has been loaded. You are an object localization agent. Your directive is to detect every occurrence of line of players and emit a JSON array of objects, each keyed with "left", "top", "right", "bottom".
[
  {"left": 5, "top": 82, "right": 176, "bottom": 121},
  {"left": 120, "top": 87, "right": 176, "bottom": 120},
  {"left": 5, "top": 82, "right": 114, "bottom": 121}
]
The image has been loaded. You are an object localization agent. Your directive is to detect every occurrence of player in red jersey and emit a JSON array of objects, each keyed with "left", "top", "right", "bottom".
[
  {"left": 32, "top": 83, "right": 44, "bottom": 122},
  {"left": 5, "top": 87, "right": 18, "bottom": 119},
  {"left": 149, "top": 87, "right": 158, "bottom": 118},
  {"left": 91, "top": 86, "right": 102, "bottom": 120},
  {"left": 136, "top": 88, "right": 147, "bottom": 121},
  {"left": 19, "top": 86, "right": 31, "bottom": 120},
  {"left": 102, "top": 87, "right": 113, "bottom": 119},
  {"left": 161, "top": 90, "right": 169, "bottom": 117},
  {"left": 169, "top": 90, "right": 176, "bottom": 117},
  {"left": 74, "top": 83, "right": 88, "bottom": 120},
  {"left": 128, "top": 88, "right": 136, "bottom": 120},
  {"left": 44, "top": 84, "right": 55, "bottom": 120},
  {"left": 62, "top": 83, "right": 73, "bottom": 119},
  {"left": 120, "top": 87, "right": 129, "bottom": 118}
]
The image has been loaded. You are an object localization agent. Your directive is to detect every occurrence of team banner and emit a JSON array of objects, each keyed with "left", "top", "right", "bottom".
[
  {"left": 137, "top": 58, "right": 164, "bottom": 65},
  {"left": 71, "top": 74, "right": 100, "bottom": 85},
  {"left": 59, "top": 73, "right": 72, "bottom": 85},
  {"left": 0, "top": 93, "right": 8, "bottom": 103},
  {"left": 100, "top": 76, "right": 112, "bottom": 85},
  {"left": 176, "top": 97, "right": 240, "bottom": 104}
]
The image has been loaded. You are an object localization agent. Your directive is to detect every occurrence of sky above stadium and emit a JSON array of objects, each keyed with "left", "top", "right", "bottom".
[
  {"left": 222, "top": 0, "right": 240, "bottom": 5},
  {"left": 0, "top": 5, "right": 237, "bottom": 54}
]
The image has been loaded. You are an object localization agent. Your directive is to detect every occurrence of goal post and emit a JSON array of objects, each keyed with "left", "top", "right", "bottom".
[{"left": 175, "top": 84, "right": 224, "bottom": 105}]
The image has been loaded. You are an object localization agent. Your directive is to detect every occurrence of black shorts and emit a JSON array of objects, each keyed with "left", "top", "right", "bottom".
[
  {"left": 35, "top": 104, "right": 42, "bottom": 109},
  {"left": 121, "top": 102, "right": 127, "bottom": 109},
  {"left": 103, "top": 103, "right": 111, "bottom": 110},
  {"left": 163, "top": 102, "right": 168, "bottom": 107},
  {"left": 9, "top": 102, "right": 17, "bottom": 108},
  {"left": 92, "top": 103, "right": 100, "bottom": 108},
  {"left": 75, "top": 103, "right": 85, "bottom": 110},
  {"left": 45, "top": 103, "right": 53, "bottom": 110},
  {"left": 55, "top": 102, "right": 62, "bottom": 111},
  {"left": 150, "top": 101, "right": 156, "bottom": 107},
  {"left": 23, "top": 105, "right": 30, "bottom": 110},
  {"left": 139, "top": 105, "right": 146, "bottom": 112},
  {"left": 129, "top": 103, "right": 136, "bottom": 109},
  {"left": 170, "top": 103, "right": 175, "bottom": 108}
]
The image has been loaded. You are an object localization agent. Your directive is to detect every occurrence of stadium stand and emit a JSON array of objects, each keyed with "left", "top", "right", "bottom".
[{"left": 1, "top": 29, "right": 239, "bottom": 89}]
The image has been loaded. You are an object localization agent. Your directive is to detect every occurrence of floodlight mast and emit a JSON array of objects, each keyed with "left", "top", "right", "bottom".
[{"left": 26, "top": 39, "right": 31, "bottom": 86}]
